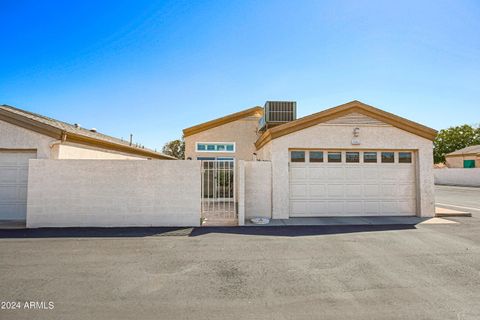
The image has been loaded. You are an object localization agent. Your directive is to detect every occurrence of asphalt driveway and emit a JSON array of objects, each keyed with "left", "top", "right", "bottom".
[{"left": 0, "top": 186, "right": 479, "bottom": 320}]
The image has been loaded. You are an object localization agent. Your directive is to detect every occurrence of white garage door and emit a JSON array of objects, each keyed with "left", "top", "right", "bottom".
[
  {"left": 0, "top": 151, "right": 36, "bottom": 220},
  {"left": 289, "top": 150, "right": 417, "bottom": 217}
]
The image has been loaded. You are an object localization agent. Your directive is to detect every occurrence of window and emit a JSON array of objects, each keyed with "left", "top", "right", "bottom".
[
  {"left": 381, "top": 152, "right": 395, "bottom": 163},
  {"left": 309, "top": 151, "right": 324, "bottom": 163},
  {"left": 399, "top": 152, "right": 412, "bottom": 163},
  {"left": 291, "top": 151, "right": 305, "bottom": 162},
  {"left": 346, "top": 152, "right": 360, "bottom": 163},
  {"left": 464, "top": 160, "right": 475, "bottom": 168},
  {"left": 364, "top": 152, "right": 377, "bottom": 163},
  {"left": 328, "top": 152, "right": 342, "bottom": 163},
  {"left": 196, "top": 143, "right": 235, "bottom": 153}
]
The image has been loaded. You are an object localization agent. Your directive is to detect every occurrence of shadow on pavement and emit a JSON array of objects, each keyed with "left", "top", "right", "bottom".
[{"left": 0, "top": 224, "right": 417, "bottom": 239}]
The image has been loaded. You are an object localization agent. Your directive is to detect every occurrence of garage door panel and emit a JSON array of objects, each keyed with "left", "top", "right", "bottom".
[
  {"left": 364, "top": 184, "right": 380, "bottom": 197},
  {"left": 345, "top": 167, "right": 362, "bottom": 180},
  {"left": 345, "top": 201, "right": 363, "bottom": 214},
  {"left": 290, "top": 167, "right": 307, "bottom": 180},
  {"left": 290, "top": 184, "right": 307, "bottom": 198},
  {"left": 327, "top": 184, "right": 344, "bottom": 198},
  {"left": 364, "top": 201, "right": 381, "bottom": 215},
  {"left": 380, "top": 184, "right": 397, "bottom": 197},
  {"left": 307, "top": 201, "right": 329, "bottom": 215},
  {"left": 326, "top": 167, "right": 344, "bottom": 180},
  {"left": 289, "top": 150, "right": 417, "bottom": 217},
  {"left": 309, "top": 184, "right": 326, "bottom": 197},
  {"left": 0, "top": 151, "right": 36, "bottom": 220},
  {"left": 345, "top": 184, "right": 362, "bottom": 198},
  {"left": 362, "top": 167, "right": 379, "bottom": 180},
  {"left": 327, "top": 201, "right": 344, "bottom": 214},
  {"left": 398, "top": 200, "right": 416, "bottom": 214},
  {"left": 290, "top": 201, "right": 307, "bottom": 216},
  {"left": 308, "top": 166, "right": 326, "bottom": 179}
]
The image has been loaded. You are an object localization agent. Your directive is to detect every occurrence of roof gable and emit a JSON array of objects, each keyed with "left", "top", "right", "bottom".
[
  {"left": 255, "top": 100, "right": 437, "bottom": 149},
  {"left": 446, "top": 145, "right": 480, "bottom": 156},
  {"left": 183, "top": 106, "right": 263, "bottom": 137},
  {"left": 0, "top": 104, "right": 175, "bottom": 159}
]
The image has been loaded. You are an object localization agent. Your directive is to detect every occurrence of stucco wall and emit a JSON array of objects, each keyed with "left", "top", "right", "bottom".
[
  {"left": 54, "top": 143, "right": 149, "bottom": 160},
  {"left": 434, "top": 168, "right": 480, "bottom": 187},
  {"left": 0, "top": 119, "right": 56, "bottom": 158},
  {"left": 258, "top": 124, "right": 435, "bottom": 218},
  {"left": 27, "top": 160, "right": 201, "bottom": 227},
  {"left": 244, "top": 161, "right": 272, "bottom": 220},
  {"left": 445, "top": 155, "right": 479, "bottom": 168},
  {"left": 184, "top": 116, "right": 260, "bottom": 161}
]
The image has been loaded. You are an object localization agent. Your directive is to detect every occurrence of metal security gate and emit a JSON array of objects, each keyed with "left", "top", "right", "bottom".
[{"left": 201, "top": 160, "right": 236, "bottom": 225}]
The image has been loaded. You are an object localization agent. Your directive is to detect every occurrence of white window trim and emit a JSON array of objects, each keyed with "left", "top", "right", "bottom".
[{"left": 196, "top": 142, "right": 236, "bottom": 153}]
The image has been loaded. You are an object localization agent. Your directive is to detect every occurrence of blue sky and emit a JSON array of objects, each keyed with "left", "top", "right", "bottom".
[{"left": 1, "top": 0, "right": 479, "bottom": 150}]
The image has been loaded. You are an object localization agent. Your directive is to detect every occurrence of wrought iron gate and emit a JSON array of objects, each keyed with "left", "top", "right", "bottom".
[{"left": 201, "top": 160, "right": 236, "bottom": 224}]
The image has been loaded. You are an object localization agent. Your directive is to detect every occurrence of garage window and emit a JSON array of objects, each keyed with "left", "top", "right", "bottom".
[
  {"left": 291, "top": 151, "right": 305, "bottom": 162},
  {"left": 346, "top": 152, "right": 360, "bottom": 163},
  {"left": 364, "top": 152, "right": 377, "bottom": 163},
  {"left": 328, "top": 152, "right": 342, "bottom": 163},
  {"left": 309, "top": 151, "right": 324, "bottom": 163},
  {"left": 381, "top": 152, "right": 395, "bottom": 163},
  {"left": 399, "top": 152, "right": 412, "bottom": 163}
]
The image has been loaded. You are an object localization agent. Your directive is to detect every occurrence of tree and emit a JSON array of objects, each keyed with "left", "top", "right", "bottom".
[
  {"left": 162, "top": 139, "right": 185, "bottom": 159},
  {"left": 433, "top": 124, "right": 480, "bottom": 164}
]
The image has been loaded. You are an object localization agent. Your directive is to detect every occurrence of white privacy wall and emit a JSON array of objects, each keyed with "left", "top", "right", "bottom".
[
  {"left": 434, "top": 168, "right": 480, "bottom": 187},
  {"left": 243, "top": 161, "right": 272, "bottom": 220},
  {"left": 27, "top": 160, "right": 201, "bottom": 227}
]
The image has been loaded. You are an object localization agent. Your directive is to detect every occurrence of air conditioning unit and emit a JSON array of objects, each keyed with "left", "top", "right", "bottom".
[{"left": 259, "top": 101, "right": 297, "bottom": 131}]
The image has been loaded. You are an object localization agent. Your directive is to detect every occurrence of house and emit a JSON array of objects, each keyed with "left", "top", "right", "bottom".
[
  {"left": 445, "top": 145, "right": 480, "bottom": 168},
  {"left": 0, "top": 104, "right": 174, "bottom": 222},
  {"left": 184, "top": 100, "right": 438, "bottom": 218}
]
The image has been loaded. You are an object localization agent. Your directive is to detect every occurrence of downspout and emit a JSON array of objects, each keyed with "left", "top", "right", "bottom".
[{"left": 49, "top": 131, "right": 67, "bottom": 159}]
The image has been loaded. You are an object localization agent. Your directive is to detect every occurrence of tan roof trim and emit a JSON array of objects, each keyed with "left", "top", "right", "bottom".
[
  {"left": 0, "top": 108, "right": 63, "bottom": 139},
  {"left": 183, "top": 106, "right": 263, "bottom": 137},
  {"left": 445, "top": 153, "right": 480, "bottom": 158},
  {"left": 0, "top": 107, "right": 175, "bottom": 160},
  {"left": 65, "top": 133, "right": 175, "bottom": 159},
  {"left": 255, "top": 100, "right": 438, "bottom": 149}
]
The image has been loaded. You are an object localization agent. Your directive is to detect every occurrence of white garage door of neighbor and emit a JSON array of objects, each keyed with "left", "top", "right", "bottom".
[
  {"left": 0, "top": 151, "right": 36, "bottom": 220},
  {"left": 289, "top": 150, "right": 417, "bottom": 217}
]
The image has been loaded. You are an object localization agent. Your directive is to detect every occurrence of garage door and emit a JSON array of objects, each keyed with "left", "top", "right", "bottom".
[
  {"left": 289, "top": 150, "right": 416, "bottom": 217},
  {"left": 0, "top": 151, "right": 36, "bottom": 220}
]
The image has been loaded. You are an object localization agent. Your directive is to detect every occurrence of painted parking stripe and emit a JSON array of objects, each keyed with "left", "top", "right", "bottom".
[{"left": 436, "top": 203, "right": 480, "bottom": 211}]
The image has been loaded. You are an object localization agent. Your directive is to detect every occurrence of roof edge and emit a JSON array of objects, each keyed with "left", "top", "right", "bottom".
[
  {"left": 183, "top": 106, "right": 263, "bottom": 137},
  {"left": 0, "top": 105, "right": 175, "bottom": 160},
  {"left": 255, "top": 100, "right": 438, "bottom": 149}
]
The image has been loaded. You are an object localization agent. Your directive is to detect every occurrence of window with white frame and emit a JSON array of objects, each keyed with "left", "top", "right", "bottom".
[{"left": 196, "top": 142, "right": 235, "bottom": 153}]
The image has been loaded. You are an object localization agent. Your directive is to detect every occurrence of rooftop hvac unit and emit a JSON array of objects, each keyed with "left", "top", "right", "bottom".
[{"left": 259, "top": 101, "right": 297, "bottom": 131}]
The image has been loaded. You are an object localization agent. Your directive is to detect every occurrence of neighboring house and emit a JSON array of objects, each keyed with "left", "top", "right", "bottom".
[
  {"left": 445, "top": 145, "right": 480, "bottom": 168},
  {"left": 0, "top": 104, "right": 174, "bottom": 222},
  {"left": 184, "top": 100, "right": 438, "bottom": 218}
]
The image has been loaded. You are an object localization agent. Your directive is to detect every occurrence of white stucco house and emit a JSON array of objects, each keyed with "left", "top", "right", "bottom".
[
  {"left": 0, "top": 104, "right": 174, "bottom": 222},
  {"left": 184, "top": 100, "right": 438, "bottom": 220}
]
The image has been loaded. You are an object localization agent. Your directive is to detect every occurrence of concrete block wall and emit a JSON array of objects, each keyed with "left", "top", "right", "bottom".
[
  {"left": 434, "top": 168, "right": 480, "bottom": 187},
  {"left": 243, "top": 161, "right": 272, "bottom": 220},
  {"left": 27, "top": 160, "right": 201, "bottom": 227}
]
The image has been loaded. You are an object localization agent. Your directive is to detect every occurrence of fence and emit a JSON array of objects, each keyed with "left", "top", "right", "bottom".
[
  {"left": 434, "top": 168, "right": 480, "bottom": 187},
  {"left": 27, "top": 160, "right": 201, "bottom": 228}
]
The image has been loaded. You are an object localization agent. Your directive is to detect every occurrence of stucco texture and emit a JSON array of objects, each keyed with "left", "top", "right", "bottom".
[
  {"left": 0, "top": 119, "right": 56, "bottom": 158},
  {"left": 27, "top": 160, "right": 201, "bottom": 227},
  {"left": 434, "top": 168, "right": 480, "bottom": 187},
  {"left": 257, "top": 124, "right": 435, "bottom": 218},
  {"left": 184, "top": 116, "right": 260, "bottom": 161},
  {"left": 445, "top": 155, "right": 479, "bottom": 168}
]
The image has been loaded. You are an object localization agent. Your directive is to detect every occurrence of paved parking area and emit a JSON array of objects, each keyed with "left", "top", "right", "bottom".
[{"left": 0, "top": 186, "right": 479, "bottom": 320}]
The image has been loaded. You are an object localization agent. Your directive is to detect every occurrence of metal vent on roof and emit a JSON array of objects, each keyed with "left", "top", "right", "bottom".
[{"left": 259, "top": 101, "right": 296, "bottom": 131}]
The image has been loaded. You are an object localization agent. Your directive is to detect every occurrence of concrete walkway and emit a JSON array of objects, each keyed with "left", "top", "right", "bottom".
[{"left": 245, "top": 216, "right": 456, "bottom": 226}]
